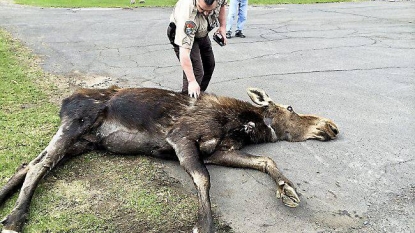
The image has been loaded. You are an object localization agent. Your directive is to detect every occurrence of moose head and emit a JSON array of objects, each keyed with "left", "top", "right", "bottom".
[{"left": 247, "top": 88, "right": 339, "bottom": 142}]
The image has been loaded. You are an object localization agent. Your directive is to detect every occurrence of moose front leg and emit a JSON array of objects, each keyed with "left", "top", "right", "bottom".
[
  {"left": 167, "top": 137, "right": 213, "bottom": 233},
  {"left": 204, "top": 150, "right": 300, "bottom": 208}
]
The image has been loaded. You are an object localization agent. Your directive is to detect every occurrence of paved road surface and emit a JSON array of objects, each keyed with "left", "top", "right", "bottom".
[{"left": 1, "top": 1, "right": 414, "bottom": 232}]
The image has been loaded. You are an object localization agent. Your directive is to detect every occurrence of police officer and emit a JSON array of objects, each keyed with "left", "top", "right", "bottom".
[{"left": 168, "top": 0, "right": 227, "bottom": 98}]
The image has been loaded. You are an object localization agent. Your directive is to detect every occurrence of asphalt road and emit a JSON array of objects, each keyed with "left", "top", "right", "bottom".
[{"left": 1, "top": 1, "right": 414, "bottom": 232}]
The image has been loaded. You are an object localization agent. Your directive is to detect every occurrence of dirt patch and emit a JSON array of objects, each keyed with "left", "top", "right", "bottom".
[
  {"left": 40, "top": 71, "right": 120, "bottom": 105},
  {"left": 66, "top": 70, "right": 119, "bottom": 89}
]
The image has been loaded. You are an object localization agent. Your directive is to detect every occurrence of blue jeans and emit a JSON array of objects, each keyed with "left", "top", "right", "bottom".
[{"left": 226, "top": 0, "right": 248, "bottom": 32}]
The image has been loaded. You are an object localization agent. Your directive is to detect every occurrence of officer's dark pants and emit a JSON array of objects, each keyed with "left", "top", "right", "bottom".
[{"left": 173, "top": 36, "right": 215, "bottom": 95}]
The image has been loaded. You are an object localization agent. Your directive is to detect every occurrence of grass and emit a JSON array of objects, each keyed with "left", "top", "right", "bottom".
[
  {"left": 0, "top": 29, "right": 225, "bottom": 232},
  {"left": 13, "top": 0, "right": 353, "bottom": 8},
  {"left": 250, "top": 0, "right": 351, "bottom": 3},
  {"left": 0, "top": 29, "right": 60, "bottom": 180},
  {"left": 14, "top": 0, "right": 178, "bottom": 7}
]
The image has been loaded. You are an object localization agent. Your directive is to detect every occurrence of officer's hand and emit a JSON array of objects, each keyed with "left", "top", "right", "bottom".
[
  {"left": 217, "top": 28, "right": 227, "bottom": 45},
  {"left": 188, "top": 80, "right": 200, "bottom": 99}
]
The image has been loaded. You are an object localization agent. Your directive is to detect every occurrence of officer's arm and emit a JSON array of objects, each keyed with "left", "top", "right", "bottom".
[
  {"left": 179, "top": 47, "right": 200, "bottom": 98},
  {"left": 179, "top": 47, "right": 196, "bottom": 82}
]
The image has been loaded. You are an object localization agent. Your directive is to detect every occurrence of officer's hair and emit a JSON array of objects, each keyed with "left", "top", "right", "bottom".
[{"left": 204, "top": 0, "right": 216, "bottom": 5}]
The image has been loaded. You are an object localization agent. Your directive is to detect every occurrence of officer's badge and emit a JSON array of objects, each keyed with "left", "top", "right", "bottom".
[{"left": 184, "top": 21, "right": 196, "bottom": 36}]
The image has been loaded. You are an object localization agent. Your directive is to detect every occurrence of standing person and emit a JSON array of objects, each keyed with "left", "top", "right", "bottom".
[
  {"left": 167, "top": 0, "right": 227, "bottom": 98},
  {"left": 225, "top": 0, "right": 247, "bottom": 38}
]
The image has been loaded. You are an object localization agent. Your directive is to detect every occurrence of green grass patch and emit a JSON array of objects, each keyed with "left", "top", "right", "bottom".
[
  {"left": 13, "top": 0, "right": 353, "bottom": 8},
  {"left": 0, "top": 29, "right": 60, "bottom": 180},
  {"left": 250, "top": 0, "right": 351, "bottom": 4},
  {"left": 14, "top": 0, "right": 178, "bottom": 8}
]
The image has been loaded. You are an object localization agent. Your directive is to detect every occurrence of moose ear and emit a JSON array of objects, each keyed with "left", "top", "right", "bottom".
[{"left": 246, "top": 88, "right": 273, "bottom": 106}]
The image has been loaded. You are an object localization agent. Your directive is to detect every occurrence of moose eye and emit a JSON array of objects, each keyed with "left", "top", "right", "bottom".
[{"left": 287, "top": 106, "right": 293, "bottom": 112}]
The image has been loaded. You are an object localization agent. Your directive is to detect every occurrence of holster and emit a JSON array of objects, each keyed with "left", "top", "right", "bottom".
[{"left": 167, "top": 22, "right": 176, "bottom": 46}]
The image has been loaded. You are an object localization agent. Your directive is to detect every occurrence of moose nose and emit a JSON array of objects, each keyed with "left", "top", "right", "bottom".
[{"left": 329, "top": 123, "right": 339, "bottom": 135}]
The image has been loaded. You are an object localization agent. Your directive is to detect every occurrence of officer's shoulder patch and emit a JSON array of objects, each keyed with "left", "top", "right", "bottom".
[{"left": 184, "top": 21, "right": 196, "bottom": 36}]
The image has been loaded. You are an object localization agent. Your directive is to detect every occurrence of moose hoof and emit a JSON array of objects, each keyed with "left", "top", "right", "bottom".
[
  {"left": 1, "top": 215, "right": 22, "bottom": 233},
  {"left": 276, "top": 180, "right": 300, "bottom": 208}
]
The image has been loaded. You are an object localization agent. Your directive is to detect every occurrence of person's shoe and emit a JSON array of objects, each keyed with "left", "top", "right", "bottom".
[
  {"left": 235, "top": 30, "right": 246, "bottom": 38},
  {"left": 226, "top": 31, "right": 232, "bottom": 39}
]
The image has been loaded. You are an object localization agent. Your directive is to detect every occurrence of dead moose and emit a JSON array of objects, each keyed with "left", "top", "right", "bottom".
[{"left": 0, "top": 87, "right": 339, "bottom": 233}]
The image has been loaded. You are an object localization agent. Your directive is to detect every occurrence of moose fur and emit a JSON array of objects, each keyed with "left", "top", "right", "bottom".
[{"left": 0, "top": 87, "right": 339, "bottom": 233}]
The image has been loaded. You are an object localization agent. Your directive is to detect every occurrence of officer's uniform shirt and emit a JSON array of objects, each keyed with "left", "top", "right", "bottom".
[{"left": 170, "top": 0, "right": 227, "bottom": 49}]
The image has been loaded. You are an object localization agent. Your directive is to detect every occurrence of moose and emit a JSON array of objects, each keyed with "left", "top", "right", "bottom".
[{"left": 0, "top": 87, "right": 338, "bottom": 233}]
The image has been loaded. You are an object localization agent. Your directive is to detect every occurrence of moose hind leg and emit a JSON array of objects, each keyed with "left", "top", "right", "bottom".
[
  {"left": 0, "top": 137, "right": 93, "bottom": 210},
  {"left": 1, "top": 126, "right": 90, "bottom": 232},
  {"left": 1, "top": 153, "right": 51, "bottom": 232},
  {"left": 0, "top": 164, "right": 29, "bottom": 206},
  {"left": 204, "top": 150, "right": 300, "bottom": 208},
  {"left": 0, "top": 146, "right": 56, "bottom": 206}
]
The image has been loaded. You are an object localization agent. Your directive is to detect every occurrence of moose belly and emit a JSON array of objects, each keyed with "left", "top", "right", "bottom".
[{"left": 97, "top": 120, "right": 172, "bottom": 155}]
